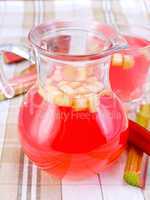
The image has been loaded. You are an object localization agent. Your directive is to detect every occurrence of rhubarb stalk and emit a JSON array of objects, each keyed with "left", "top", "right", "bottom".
[
  {"left": 3, "top": 52, "right": 25, "bottom": 64},
  {"left": 0, "top": 64, "right": 36, "bottom": 101},
  {"left": 124, "top": 104, "right": 150, "bottom": 188}
]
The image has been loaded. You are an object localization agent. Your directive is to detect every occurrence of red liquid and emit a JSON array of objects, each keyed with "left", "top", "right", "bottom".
[
  {"left": 19, "top": 87, "right": 128, "bottom": 179},
  {"left": 110, "top": 36, "right": 150, "bottom": 101}
]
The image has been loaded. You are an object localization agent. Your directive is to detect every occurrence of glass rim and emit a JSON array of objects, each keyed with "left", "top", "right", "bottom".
[{"left": 28, "top": 20, "right": 126, "bottom": 62}]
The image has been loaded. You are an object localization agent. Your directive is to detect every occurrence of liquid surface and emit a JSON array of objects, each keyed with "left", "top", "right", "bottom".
[{"left": 110, "top": 35, "right": 150, "bottom": 101}]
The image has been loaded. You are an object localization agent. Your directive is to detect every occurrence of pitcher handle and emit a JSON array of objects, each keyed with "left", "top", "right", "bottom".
[{"left": 0, "top": 44, "right": 34, "bottom": 98}]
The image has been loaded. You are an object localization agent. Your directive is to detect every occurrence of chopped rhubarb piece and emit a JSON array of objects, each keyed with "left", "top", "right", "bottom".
[
  {"left": 87, "top": 95, "right": 98, "bottom": 113},
  {"left": 87, "top": 65, "right": 95, "bottom": 76},
  {"left": 62, "top": 66, "right": 77, "bottom": 81},
  {"left": 85, "top": 81, "right": 103, "bottom": 93},
  {"left": 59, "top": 84, "right": 75, "bottom": 95},
  {"left": 54, "top": 94, "right": 72, "bottom": 107},
  {"left": 52, "top": 69, "right": 63, "bottom": 82},
  {"left": 0, "top": 64, "right": 36, "bottom": 101},
  {"left": 123, "top": 55, "right": 134, "bottom": 69},
  {"left": 111, "top": 53, "right": 123, "bottom": 67},
  {"left": 39, "top": 85, "right": 62, "bottom": 103},
  {"left": 58, "top": 81, "right": 69, "bottom": 87},
  {"left": 111, "top": 53, "right": 134, "bottom": 69},
  {"left": 69, "top": 81, "right": 81, "bottom": 88},
  {"left": 76, "top": 68, "right": 87, "bottom": 81},
  {"left": 72, "top": 96, "right": 88, "bottom": 111},
  {"left": 3, "top": 52, "right": 25, "bottom": 64},
  {"left": 76, "top": 86, "right": 89, "bottom": 95}
]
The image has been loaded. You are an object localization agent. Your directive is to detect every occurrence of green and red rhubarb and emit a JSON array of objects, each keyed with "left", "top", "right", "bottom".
[
  {"left": 0, "top": 64, "right": 36, "bottom": 101},
  {"left": 124, "top": 104, "right": 150, "bottom": 188}
]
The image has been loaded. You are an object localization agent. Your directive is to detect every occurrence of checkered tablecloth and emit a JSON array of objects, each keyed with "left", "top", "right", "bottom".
[{"left": 0, "top": 0, "right": 150, "bottom": 200}]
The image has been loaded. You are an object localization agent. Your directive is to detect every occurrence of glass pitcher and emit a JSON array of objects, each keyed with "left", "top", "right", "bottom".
[{"left": 0, "top": 21, "right": 128, "bottom": 179}]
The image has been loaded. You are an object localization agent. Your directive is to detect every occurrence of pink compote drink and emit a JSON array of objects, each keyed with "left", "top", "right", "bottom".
[
  {"left": 110, "top": 36, "right": 150, "bottom": 101},
  {"left": 19, "top": 36, "right": 128, "bottom": 179},
  {"left": 18, "top": 21, "right": 129, "bottom": 180},
  {"left": 19, "top": 87, "right": 128, "bottom": 179}
]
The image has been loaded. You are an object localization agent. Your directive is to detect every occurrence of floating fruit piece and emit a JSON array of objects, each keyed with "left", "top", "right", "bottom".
[
  {"left": 47, "top": 85, "right": 62, "bottom": 102},
  {"left": 111, "top": 53, "right": 123, "bottom": 67},
  {"left": 111, "top": 53, "right": 134, "bottom": 69},
  {"left": 59, "top": 84, "right": 75, "bottom": 95},
  {"left": 62, "top": 66, "right": 77, "bottom": 81},
  {"left": 46, "top": 78, "right": 53, "bottom": 85},
  {"left": 72, "top": 96, "right": 88, "bottom": 111},
  {"left": 86, "top": 76, "right": 98, "bottom": 83},
  {"left": 87, "top": 94, "right": 99, "bottom": 113},
  {"left": 76, "top": 68, "right": 87, "bottom": 81},
  {"left": 58, "top": 80, "right": 69, "bottom": 87},
  {"left": 87, "top": 65, "right": 96, "bottom": 76},
  {"left": 69, "top": 81, "right": 81, "bottom": 88},
  {"left": 85, "top": 81, "right": 103, "bottom": 93},
  {"left": 123, "top": 55, "right": 135, "bottom": 69},
  {"left": 39, "top": 85, "right": 60, "bottom": 102},
  {"left": 52, "top": 69, "right": 62, "bottom": 81},
  {"left": 47, "top": 85, "right": 59, "bottom": 93},
  {"left": 54, "top": 93, "right": 72, "bottom": 107},
  {"left": 76, "top": 86, "right": 89, "bottom": 95}
]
